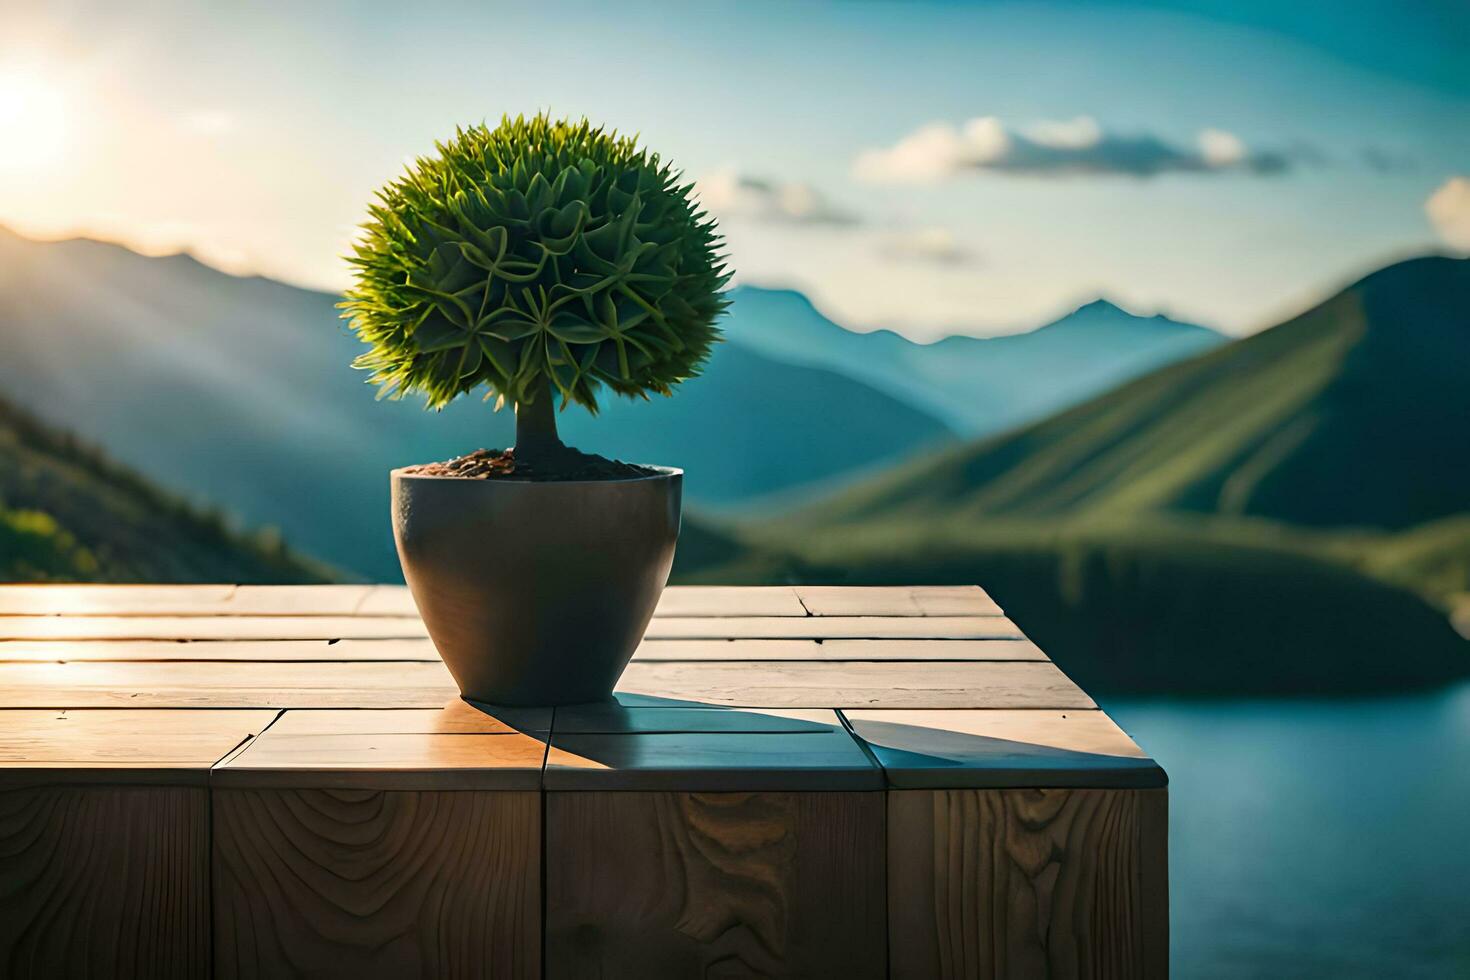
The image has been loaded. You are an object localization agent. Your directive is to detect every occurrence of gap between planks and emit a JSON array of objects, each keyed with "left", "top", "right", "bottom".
[{"left": 0, "top": 637, "right": 1049, "bottom": 665}]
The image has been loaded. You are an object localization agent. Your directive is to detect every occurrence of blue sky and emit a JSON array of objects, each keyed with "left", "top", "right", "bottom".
[{"left": 0, "top": 0, "right": 1466, "bottom": 337}]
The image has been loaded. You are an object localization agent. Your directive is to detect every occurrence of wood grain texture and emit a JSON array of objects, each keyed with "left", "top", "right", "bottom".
[
  {"left": 213, "top": 788, "right": 539, "bottom": 979},
  {"left": 0, "top": 709, "right": 275, "bottom": 764},
  {"left": 635, "top": 638, "right": 1047, "bottom": 662},
  {"left": 216, "top": 732, "right": 549, "bottom": 791},
  {"left": 616, "top": 660, "right": 1095, "bottom": 709},
  {"left": 0, "top": 584, "right": 235, "bottom": 615},
  {"left": 0, "top": 660, "right": 1090, "bottom": 710},
  {"left": 0, "top": 613, "right": 1024, "bottom": 641},
  {"left": 545, "top": 730, "right": 882, "bottom": 791},
  {"left": 0, "top": 636, "right": 1047, "bottom": 664},
  {"left": 0, "top": 785, "right": 208, "bottom": 978},
  {"left": 647, "top": 615, "right": 1024, "bottom": 639},
  {"left": 844, "top": 709, "right": 1166, "bottom": 789},
  {"left": 1138, "top": 789, "right": 1169, "bottom": 979},
  {"left": 0, "top": 638, "right": 440, "bottom": 663},
  {"left": 888, "top": 788, "right": 1162, "bottom": 980},
  {"left": 0, "top": 585, "right": 375, "bottom": 617},
  {"left": 265, "top": 703, "right": 551, "bottom": 736},
  {"left": 655, "top": 586, "right": 808, "bottom": 617},
  {"left": 0, "top": 587, "right": 1166, "bottom": 978},
  {"left": 546, "top": 790, "right": 885, "bottom": 979},
  {"left": 0, "top": 661, "right": 459, "bottom": 708},
  {"left": 553, "top": 704, "right": 842, "bottom": 734},
  {"left": 0, "top": 584, "right": 804, "bottom": 620},
  {"left": 796, "top": 585, "right": 1002, "bottom": 617},
  {"left": 0, "top": 616, "right": 426, "bottom": 641}
]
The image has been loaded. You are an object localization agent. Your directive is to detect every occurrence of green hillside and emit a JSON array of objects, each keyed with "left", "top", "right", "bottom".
[
  {"left": 681, "top": 256, "right": 1470, "bottom": 694},
  {"left": 796, "top": 256, "right": 1470, "bottom": 532},
  {"left": 679, "top": 515, "right": 1469, "bottom": 695},
  {"left": 0, "top": 395, "right": 332, "bottom": 583}
]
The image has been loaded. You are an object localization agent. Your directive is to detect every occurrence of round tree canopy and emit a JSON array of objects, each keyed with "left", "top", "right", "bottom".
[{"left": 343, "top": 114, "right": 729, "bottom": 413}]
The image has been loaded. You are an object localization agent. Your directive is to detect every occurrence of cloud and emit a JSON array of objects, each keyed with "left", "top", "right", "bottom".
[
  {"left": 878, "top": 226, "right": 978, "bottom": 267},
  {"left": 695, "top": 169, "right": 859, "bottom": 226},
  {"left": 854, "top": 116, "right": 1290, "bottom": 183},
  {"left": 1426, "top": 177, "right": 1470, "bottom": 250}
]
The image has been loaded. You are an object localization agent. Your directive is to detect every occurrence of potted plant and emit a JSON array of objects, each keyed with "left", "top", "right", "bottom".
[{"left": 343, "top": 114, "right": 729, "bottom": 705}]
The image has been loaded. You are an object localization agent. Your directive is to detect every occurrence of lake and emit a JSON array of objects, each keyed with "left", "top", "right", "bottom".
[{"left": 1108, "top": 684, "right": 1470, "bottom": 978}]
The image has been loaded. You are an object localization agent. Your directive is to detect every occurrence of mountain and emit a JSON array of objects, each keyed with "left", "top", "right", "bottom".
[
  {"left": 0, "top": 227, "right": 951, "bottom": 579},
  {"left": 0, "top": 393, "right": 329, "bottom": 582},
  {"left": 794, "top": 256, "right": 1470, "bottom": 532},
  {"left": 723, "top": 285, "right": 1224, "bottom": 433},
  {"left": 677, "top": 257, "right": 1470, "bottom": 694}
]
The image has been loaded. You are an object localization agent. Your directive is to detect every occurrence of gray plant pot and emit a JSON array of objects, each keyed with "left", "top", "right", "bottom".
[{"left": 391, "top": 466, "right": 682, "bottom": 706}]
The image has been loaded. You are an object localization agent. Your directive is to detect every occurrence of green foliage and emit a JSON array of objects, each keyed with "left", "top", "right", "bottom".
[
  {"left": 343, "top": 113, "right": 730, "bottom": 413},
  {"left": 0, "top": 394, "right": 335, "bottom": 583},
  {"left": 1355, "top": 514, "right": 1470, "bottom": 604},
  {"left": 0, "top": 506, "right": 99, "bottom": 580}
]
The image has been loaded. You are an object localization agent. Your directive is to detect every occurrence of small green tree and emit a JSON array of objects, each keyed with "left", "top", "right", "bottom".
[{"left": 343, "top": 113, "right": 730, "bottom": 464}]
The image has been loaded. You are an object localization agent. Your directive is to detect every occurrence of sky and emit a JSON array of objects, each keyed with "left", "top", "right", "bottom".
[{"left": 0, "top": 0, "right": 1466, "bottom": 339}]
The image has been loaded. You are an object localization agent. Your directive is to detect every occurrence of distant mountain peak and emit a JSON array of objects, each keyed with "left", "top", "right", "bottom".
[
  {"left": 1073, "top": 297, "right": 1129, "bottom": 316},
  {"left": 1037, "top": 296, "right": 1217, "bottom": 338}
]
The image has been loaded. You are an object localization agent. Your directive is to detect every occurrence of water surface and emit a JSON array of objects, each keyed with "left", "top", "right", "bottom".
[{"left": 1108, "top": 685, "right": 1470, "bottom": 978}]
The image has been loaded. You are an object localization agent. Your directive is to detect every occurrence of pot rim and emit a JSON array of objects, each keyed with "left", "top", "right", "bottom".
[{"left": 391, "top": 463, "right": 682, "bottom": 486}]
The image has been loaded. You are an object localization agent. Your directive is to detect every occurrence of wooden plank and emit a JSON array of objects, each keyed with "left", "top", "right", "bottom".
[
  {"left": 353, "top": 585, "right": 418, "bottom": 617},
  {"left": 214, "top": 788, "right": 539, "bottom": 978},
  {"left": 0, "top": 660, "right": 1088, "bottom": 711},
  {"left": 888, "top": 788, "right": 1158, "bottom": 979},
  {"left": 220, "top": 585, "right": 373, "bottom": 615},
  {"left": 0, "top": 639, "right": 441, "bottom": 663},
  {"left": 655, "top": 586, "right": 808, "bottom": 617},
  {"left": 356, "top": 585, "right": 811, "bottom": 618},
  {"left": 0, "top": 636, "right": 1048, "bottom": 664},
  {"left": 796, "top": 585, "right": 1003, "bottom": 617},
  {"left": 845, "top": 709, "right": 1166, "bottom": 789},
  {"left": 266, "top": 704, "right": 550, "bottom": 736},
  {"left": 0, "top": 585, "right": 374, "bottom": 617},
  {"left": 546, "top": 790, "right": 884, "bottom": 979},
  {"left": 0, "top": 584, "right": 236, "bottom": 616},
  {"left": 614, "top": 660, "right": 1095, "bottom": 709},
  {"left": 0, "top": 616, "right": 424, "bottom": 641},
  {"left": 215, "top": 732, "right": 548, "bottom": 791},
  {"left": 0, "top": 709, "right": 276, "bottom": 766},
  {"left": 812, "top": 638, "right": 1045, "bottom": 661},
  {"left": 636, "top": 638, "right": 1046, "bottom": 662},
  {"left": 1139, "top": 789, "right": 1169, "bottom": 978},
  {"left": 0, "top": 613, "right": 1025, "bottom": 641},
  {"left": 545, "top": 729, "right": 882, "bottom": 791},
  {"left": 554, "top": 704, "right": 842, "bottom": 734},
  {"left": 0, "top": 661, "right": 460, "bottom": 709},
  {"left": 0, "top": 785, "right": 209, "bottom": 977},
  {"left": 0, "top": 585, "right": 990, "bottom": 619},
  {"left": 647, "top": 615, "right": 1024, "bottom": 639}
]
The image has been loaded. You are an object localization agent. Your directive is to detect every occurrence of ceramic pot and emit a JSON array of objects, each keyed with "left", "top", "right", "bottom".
[{"left": 391, "top": 466, "right": 681, "bottom": 705}]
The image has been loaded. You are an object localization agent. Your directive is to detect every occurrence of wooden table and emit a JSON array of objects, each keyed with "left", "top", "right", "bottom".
[{"left": 0, "top": 585, "right": 1167, "bottom": 978}]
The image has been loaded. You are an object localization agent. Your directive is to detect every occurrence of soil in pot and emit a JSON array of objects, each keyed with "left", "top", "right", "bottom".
[{"left": 402, "top": 447, "right": 655, "bottom": 482}]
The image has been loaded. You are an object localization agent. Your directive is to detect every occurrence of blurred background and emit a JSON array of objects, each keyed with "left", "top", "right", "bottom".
[{"left": 1, "top": 1, "right": 1467, "bottom": 975}]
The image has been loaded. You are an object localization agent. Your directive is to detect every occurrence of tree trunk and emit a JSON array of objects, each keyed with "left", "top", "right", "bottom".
[{"left": 514, "top": 377, "right": 565, "bottom": 462}]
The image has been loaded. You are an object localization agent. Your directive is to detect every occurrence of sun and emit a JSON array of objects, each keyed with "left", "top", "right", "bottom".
[{"left": 0, "top": 67, "right": 70, "bottom": 176}]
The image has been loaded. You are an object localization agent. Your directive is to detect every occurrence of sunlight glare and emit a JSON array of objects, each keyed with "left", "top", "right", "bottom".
[{"left": 0, "top": 67, "right": 70, "bottom": 176}]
